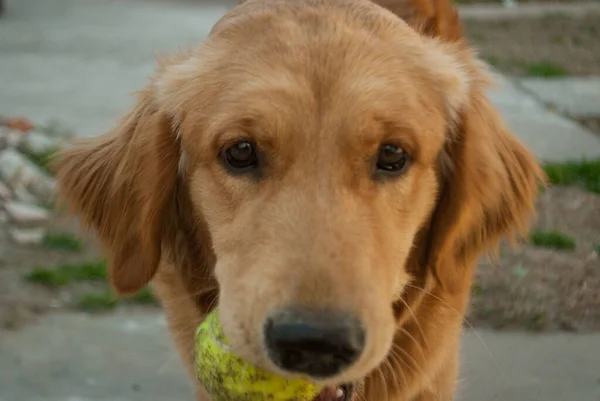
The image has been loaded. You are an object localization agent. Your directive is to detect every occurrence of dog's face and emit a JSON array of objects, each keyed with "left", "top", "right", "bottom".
[
  {"left": 163, "top": 3, "right": 459, "bottom": 383},
  {"left": 54, "top": 0, "right": 543, "bottom": 392}
]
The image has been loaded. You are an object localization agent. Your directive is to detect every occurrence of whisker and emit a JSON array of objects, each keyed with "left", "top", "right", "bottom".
[
  {"left": 403, "top": 283, "right": 509, "bottom": 384},
  {"left": 385, "top": 350, "right": 407, "bottom": 397},
  {"left": 397, "top": 296, "right": 429, "bottom": 351},
  {"left": 398, "top": 327, "right": 426, "bottom": 361},
  {"left": 383, "top": 357, "right": 403, "bottom": 398},
  {"left": 390, "top": 344, "right": 422, "bottom": 380}
]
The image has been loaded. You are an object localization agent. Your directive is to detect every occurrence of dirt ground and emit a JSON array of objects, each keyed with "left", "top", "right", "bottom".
[
  {"left": 468, "top": 186, "right": 600, "bottom": 332},
  {"left": 464, "top": 13, "right": 600, "bottom": 76}
]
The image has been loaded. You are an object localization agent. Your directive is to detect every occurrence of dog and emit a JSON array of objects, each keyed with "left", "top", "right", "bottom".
[{"left": 53, "top": 0, "right": 544, "bottom": 399}]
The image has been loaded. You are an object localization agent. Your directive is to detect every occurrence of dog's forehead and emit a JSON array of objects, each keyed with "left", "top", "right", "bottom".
[
  {"left": 169, "top": 0, "right": 449, "bottom": 162},
  {"left": 201, "top": 8, "right": 444, "bottom": 121}
]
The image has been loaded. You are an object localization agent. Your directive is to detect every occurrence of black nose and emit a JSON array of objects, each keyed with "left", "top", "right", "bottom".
[{"left": 264, "top": 308, "right": 365, "bottom": 378}]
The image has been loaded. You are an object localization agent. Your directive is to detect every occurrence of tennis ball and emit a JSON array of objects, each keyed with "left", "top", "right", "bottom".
[{"left": 194, "top": 309, "right": 323, "bottom": 401}]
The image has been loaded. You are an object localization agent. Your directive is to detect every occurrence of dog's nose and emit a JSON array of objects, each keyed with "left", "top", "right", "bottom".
[{"left": 264, "top": 308, "right": 365, "bottom": 378}]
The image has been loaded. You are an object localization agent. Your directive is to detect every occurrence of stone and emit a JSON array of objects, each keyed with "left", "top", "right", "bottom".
[
  {"left": 4, "top": 201, "right": 50, "bottom": 226},
  {"left": 8, "top": 227, "right": 46, "bottom": 245},
  {"left": 518, "top": 77, "right": 600, "bottom": 118},
  {"left": 0, "top": 181, "right": 11, "bottom": 200},
  {"left": 40, "top": 119, "right": 76, "bottom": 140},
  {"left": 13, "top": 187, "right": 39, "bottom": 205},
  {"left": 0, "top": 127, "right": 22, "bottom": 150},
  {"left": 486, "top": 74, "right": 600, "bottom": 162},
  {"left": 20, "top": 131, "right": 60, "bottom": 156},
  {"left": 0, "top": 148, "right": 56, "bottom": 203}
]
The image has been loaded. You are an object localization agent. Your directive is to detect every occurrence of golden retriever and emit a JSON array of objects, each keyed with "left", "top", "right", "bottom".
[{"left": 54, "top": 0, "right": 544, "bottom": 399}]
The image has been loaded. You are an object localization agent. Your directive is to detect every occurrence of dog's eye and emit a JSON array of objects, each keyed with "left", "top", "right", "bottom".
[
  {"left": 222, "top": 141, "right": 259, "bottom": 173},
  {"left": 376, "top": 144, "right": 410, "bottom": 175}
]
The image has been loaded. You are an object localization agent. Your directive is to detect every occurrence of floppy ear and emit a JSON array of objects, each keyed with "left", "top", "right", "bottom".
[
  {"left": 53, "top": 87, "right": 180, "bottom": 294},
  {"left": 428, "top": 83, "right": 546, "bottom": 294}
]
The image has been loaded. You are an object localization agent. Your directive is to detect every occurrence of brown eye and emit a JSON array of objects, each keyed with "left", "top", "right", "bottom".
[
  {"left": 222, "top": 141, "right": 259, "bottom": 173},
  {"left": 376, "top": 144, "right": 410, "bottom": 175}
]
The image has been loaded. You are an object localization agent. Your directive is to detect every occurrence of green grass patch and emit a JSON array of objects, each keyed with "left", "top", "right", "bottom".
[
  {"left": 25, "top": 267, "right": 71, "bottom": 287},
  {"left": 530, "top": 229, "right": 576, "bottom": 250},
  {"left": 21, "top": 146, "right": 59, "bottom": 175},
  {"left": 525, "top": 61, "right": 567, "bottom": 78},
  {"left": 595, "top": 244, "right": 600, "bottom": 255},
  {"left": 25, "top": 260, "right": 107, "bottom": 287},
  {"left": 130, "top": 287, "right": 158, "bottom": 305},
  {"left": 78, "top": 291, "right": 118, "bottom": 312},
  {"left": 543, "top": 159, "right": 600, "bottom": 194},
  {"left": 42, "top": 231, "right": 83, "bottom": 252}
]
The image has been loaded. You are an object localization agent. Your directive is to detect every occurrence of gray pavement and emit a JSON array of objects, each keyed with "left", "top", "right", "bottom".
[
  {"left": 488, "top": 73, "right": 600, "bottom": 162},
  {"left": 519, "top": 77, "right": 600, "bottom": 118},
  {"left": 0, "top": 0, "right": 229, "bottom": 138},
  {"left": 1, "top": 0, "right": 600, "bottom": 400},
  {"left": 1, "top": 312, "right": 599, "bottom": 401},
  {"left": 2, "top": 0, "right": 599, "bottom": 161}
]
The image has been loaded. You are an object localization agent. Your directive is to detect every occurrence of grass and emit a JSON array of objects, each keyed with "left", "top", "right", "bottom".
[
  {"left": 21, "top": 146, "right": 59, "bottom": 176},
  {"left": 543, "top": 159, "right": 600, "bottom": 194},
  {"left": 77, "top": 287, "right": 158, "bottom": 311},
  {"left": 25, "top": 258, "right": 158, "bottom": 312},
  {"left": 42, "top": 231, "right": 83, "bottom": 252},
  {"left": 130, "top": 287, "right": 158, "bottom": 305},
  {"left": 78, "top": 291, "right": 118, "bottom": 312},
  {"left": 25, "top": 260, "right": 107, "bottom": 287},
  {"left": 25, "top": 267, "right": 71, "bottom": 287},
  {"left": 596, "top": 244, "right": 600, "bottom": 255},
  {"left": 530, "top": 229, "right": 576, "bottom": 250},
  {"left": 525, "top": 61, "right": 567, "bottom": 78}
]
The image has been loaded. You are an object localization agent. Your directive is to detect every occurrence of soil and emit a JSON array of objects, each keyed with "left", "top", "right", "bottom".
[
  {"left": 464, "top": 13, "right": 600, "bottom": 76},
  {"left": 0, "top": 216, "right": 155, "bottom": 330},
  {"left": 468, "top": 186, "right": 600, "bottom": 332},
  {"left": 577, "top": 117, "right": 600, "bottom": 137}
]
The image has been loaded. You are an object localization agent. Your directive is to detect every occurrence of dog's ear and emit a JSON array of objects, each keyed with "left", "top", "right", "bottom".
[
  {"left": 374, "top": 0, "right": 464, "bottom": 41},
  {"left": 428, "top": 84, "right": 545, "bottom": 293},
  {"left": 53, "top": 87, "right": 180, "bottom": 294}
]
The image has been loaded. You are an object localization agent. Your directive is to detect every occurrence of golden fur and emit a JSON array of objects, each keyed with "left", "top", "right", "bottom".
[{"left": 53, "top": 0, "right": 545, "bottom": 399}]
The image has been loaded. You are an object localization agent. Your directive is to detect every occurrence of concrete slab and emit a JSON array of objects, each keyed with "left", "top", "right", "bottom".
[
  {"left": 458, "top": 2, "right": 600, "bottom": 20},
  {"left": 1, "top": 311, "right": 599, "bottom": 401},
  {"left": 486, "top": 74, "right": 600, "bottom": 162},
  {"left": 0, "top": 0, "right": 229, "bottom": 138},
  {"left": 0, "top": 311, "right": 193, "bottom": 401},
  {"left": 2, "top": 0, "right": 600, "bottom": 163},
  {"left": 519, "top": 77, "right": 600, "bottom": 118}
]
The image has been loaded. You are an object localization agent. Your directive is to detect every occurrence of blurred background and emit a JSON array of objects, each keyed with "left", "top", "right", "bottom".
[{"left": 0, "top": 0, "right": 599, "bottom": 400}]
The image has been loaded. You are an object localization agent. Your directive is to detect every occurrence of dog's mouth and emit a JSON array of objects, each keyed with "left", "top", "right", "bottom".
[{"left": 314, "top": 384, "right": 355, "bottom": 401}]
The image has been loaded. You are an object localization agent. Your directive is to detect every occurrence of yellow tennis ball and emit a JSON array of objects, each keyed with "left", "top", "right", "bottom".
[{"left": 194, "top": 309, "right": 323, "bottom": 401}]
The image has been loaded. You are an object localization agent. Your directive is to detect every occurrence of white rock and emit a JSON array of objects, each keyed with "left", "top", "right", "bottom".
[
  {"left": 0, "top": 127, "right": 22, "bottom": 149},
  {"left": 9, "top": 227, "right": 46, "bottom": 245},
  {"left": 20, "top": 131, "right": 59, "bottom": 156},
  {"left": 0, "top": 181, "right": 11, "bottom": 200},
  {"left": 40, "top": 119, "right": 76, "bottom": 140},
  {"left": 4, "top": 201, "right": 50, "bottom": 226},
  {"left": 0, "top": 148, "right": 56, "bottom": 203},
  {"left": 13, "top": 187, "right": 39, "bottom": 205}
]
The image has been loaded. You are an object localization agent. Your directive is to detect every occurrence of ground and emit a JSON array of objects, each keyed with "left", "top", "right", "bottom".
[{"left": 465, "top": 12, "right": 600, "bottom": 77}]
